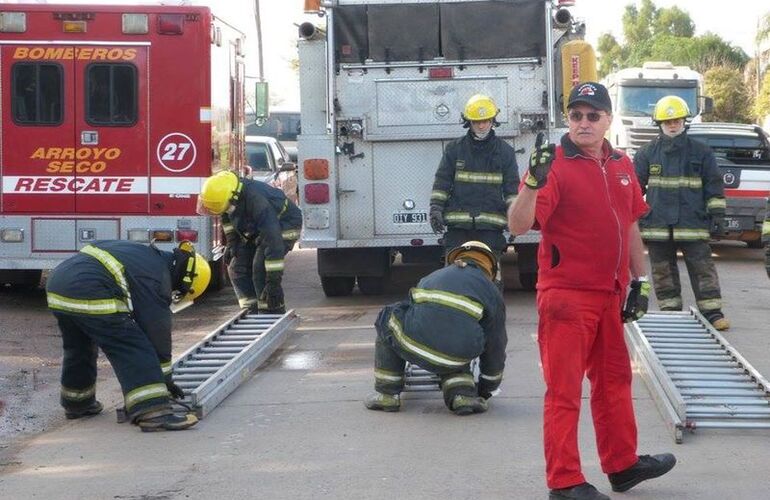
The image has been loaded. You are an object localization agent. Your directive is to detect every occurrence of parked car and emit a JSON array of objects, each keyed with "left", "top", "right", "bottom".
[
  {"left": 687, "top": 122, "right": 770, "bottom": 248},
  {"left": 244, "top": 135, "right": 299, "bottom": 205},
  {"left": 245, "top": 110, "right": 300, "bottom": 161}
]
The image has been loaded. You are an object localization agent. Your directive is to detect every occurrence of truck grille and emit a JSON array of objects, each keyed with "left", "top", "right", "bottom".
[{"left": 628, "top": 125, "right": 659, "bottom": 148}]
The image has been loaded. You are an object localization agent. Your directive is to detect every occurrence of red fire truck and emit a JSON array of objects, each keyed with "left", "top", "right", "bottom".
[{"left": 0, "top": 3, "right": 246, "bottom": 288}]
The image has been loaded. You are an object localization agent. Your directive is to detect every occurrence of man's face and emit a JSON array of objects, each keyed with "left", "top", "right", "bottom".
[
  {"left": 567, "top": 104, "right": 611, "bottom": 150},
  {"left": 470, "top": 119, "right": 493, "bottom": 135},
  {"left": 660, "top": 118, "right": 685, "bottom": 137}
]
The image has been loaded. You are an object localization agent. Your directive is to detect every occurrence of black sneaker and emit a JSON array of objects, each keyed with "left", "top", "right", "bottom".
[
  {"left": 137, "top": 411, "right": 198, "bottom": 432},
  {"left": 608, "top": 453, "right": 676, "bottom": 492},
  {"left": 65, "top": 400, "right": 103, "bottom": 420},
  {"left": 549, "top": 482, "right": 610, "bottom": 500}
]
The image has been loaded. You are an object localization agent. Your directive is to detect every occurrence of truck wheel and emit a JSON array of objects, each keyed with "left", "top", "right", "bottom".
[
  {"left": 357, "top": 276, "right": 386, "bottom": 296},
  {"left": 0, "top": 270, "right": 42, "bottom": 290},
  {"left": 519, "top": 271, "right": 538, "bottom": 291},
  {"left": 321, "top": 276, "right": 355, "bottom": 297}
]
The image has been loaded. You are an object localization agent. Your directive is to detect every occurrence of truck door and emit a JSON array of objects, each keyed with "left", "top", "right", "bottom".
[
  {"left": 74, "top": 45, "right": 149, "bottom": 213},
  {"left": 1, "top": 44, "right": 74, "bottom": 213},
  {"left": 0, "top": 44, "right": 148, "bottom": 214}
]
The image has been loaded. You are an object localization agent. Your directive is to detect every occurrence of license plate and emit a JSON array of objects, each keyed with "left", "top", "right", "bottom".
[
  {"left": 393, "top": 211, "right": 427, "bottom": 224},
  {"left": 723, "top": 216, "right": 753, "bottom": 231},
  {"left": 724, "top": 217, "right": 741, "bottom": 230}
]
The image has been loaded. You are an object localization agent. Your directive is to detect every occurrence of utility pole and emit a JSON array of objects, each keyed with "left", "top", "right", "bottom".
[{"left": 254, "top": 0, "right": 264, "bottom": 81}]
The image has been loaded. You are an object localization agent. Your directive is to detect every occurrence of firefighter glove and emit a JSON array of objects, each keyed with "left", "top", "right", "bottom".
[
  {"left": 477, "top": 377, "right": 500, "bottom": 400},
  {"left": 710, "top": 216, "right": 727, "bottom": 236},
  {"left": 165, "top": 375, "right": 186, "bottom": 399},
  {"left": 264, "top": 271, "right": 285, "bottom": 311},
  {"left": 525, "top": 132, "right": 555, "bottom": 190},
  {"left": 622, "top": 278, "right": 651, "bottom": 323},
  {"left": 429, "top": 205, "right": 445, "bottom": 234}
]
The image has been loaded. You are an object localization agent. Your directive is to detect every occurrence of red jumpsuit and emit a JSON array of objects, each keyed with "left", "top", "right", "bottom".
[{"left": 531, "top": 135, "right": 649, "bottom": 489}]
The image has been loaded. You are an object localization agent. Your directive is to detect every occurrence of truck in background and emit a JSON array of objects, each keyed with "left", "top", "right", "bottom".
[
  {"left": 296, "top": 0, "right": 595, "bottom": 296},
  {"left": 0, "top": 3, "right": 246, "bottom": 288},
  {"left": 603, "top": 61, "right": 712, "bottom": 156}
]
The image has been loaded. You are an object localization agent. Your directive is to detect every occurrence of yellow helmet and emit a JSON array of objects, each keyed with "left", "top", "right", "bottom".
[
  {"left": 462, "top": 94, "right": 499, "bottom": 122},
  {"left": 172, "top": 241, "right": 211, "bottom": 304},
  {"left": 446, "top": 240, "right": 498, "bottom": 280},
  {"left": 653, "top": 95, "right": 690, "bottom": 122},
  {"left": 197, "top": 171, "right": 240, "bottom": 215}
]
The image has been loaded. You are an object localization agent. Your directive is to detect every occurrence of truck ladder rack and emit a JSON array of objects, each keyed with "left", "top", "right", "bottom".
[
  {"left": 626, "top": 308, "right": 770, "bottom": 443},
  {"left": 171, "top": 310, "right": 299, "bottom": 418}
]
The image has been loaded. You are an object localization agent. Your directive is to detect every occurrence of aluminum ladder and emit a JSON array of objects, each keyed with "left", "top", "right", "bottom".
[
  {"left": 403, "top": 360, "right": 480, "bottom": 392},
  {"left": 170, "top": 309, "right": 298, "bottom": 418},
  {"left": 626, "top": 308, "right": 770, "bottom": 443}
]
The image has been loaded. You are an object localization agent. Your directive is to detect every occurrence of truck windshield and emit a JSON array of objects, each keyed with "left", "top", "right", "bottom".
[{"left": 617, "top": 86, "right": 698, "bottom": 117}]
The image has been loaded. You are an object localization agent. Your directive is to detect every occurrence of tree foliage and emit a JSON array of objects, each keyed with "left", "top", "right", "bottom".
[
  {"left": 703, "top": 67, "right": 753, "bottom": 123},
  {"left": 755, "top": 71, "right": 770, "bottom": 122}
]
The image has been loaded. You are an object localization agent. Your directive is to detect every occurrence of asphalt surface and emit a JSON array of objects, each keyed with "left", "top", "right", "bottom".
[{"left": 1, "top": 243, "right": 770, "bottom": 499}]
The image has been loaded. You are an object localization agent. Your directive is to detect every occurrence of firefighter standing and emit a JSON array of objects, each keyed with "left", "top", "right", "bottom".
[
  {"left": 634, "top": 95, "right": 729, "bottom": 330},
  {"left": 364, "top": 241, "right": 507, "bottom": 416},
  {"left": 508, "top": 82, "right": 675, "bottom": 499},
  {"left": 429, "top": 94, "right": 520, "bottom": 260},
  {"left": 198, "top": 171, "right": 302, "bottom": 314},
  {"left": 46, "top": 240, "right": 210, "bottom": 432}
]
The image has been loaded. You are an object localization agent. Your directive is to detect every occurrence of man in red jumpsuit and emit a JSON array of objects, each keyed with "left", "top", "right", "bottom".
[{"left": 508, "top": 82, "right": 676, "bottom": 500}]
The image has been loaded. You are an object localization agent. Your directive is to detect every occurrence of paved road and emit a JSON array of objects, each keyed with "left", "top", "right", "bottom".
[{"left": 1, "top": 243, "right": 770, "bottom": 499}]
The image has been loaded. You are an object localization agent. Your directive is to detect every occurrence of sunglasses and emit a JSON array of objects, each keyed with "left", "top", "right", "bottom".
[{"left": 568, "top": 110, "right": 605, "bottom": 123}]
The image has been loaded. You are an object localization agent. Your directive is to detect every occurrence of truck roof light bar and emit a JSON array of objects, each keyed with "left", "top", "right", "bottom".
[
  {"left": 428, "top": 67, "right": 453, "bottom": 80},
  {"left": 62, "top": 20, "right": 86, "bottom": 33},
  {"left": 0, "top": 12, "right": 26, "bottom": 33},
  {"left": 158, "top": 14, "right": 184, "bottom": 35},
  {"left": 122, "top": 13, "right": 149, "bottom": 35}
]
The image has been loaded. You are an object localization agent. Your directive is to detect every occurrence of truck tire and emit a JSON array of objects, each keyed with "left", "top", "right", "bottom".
[
  {"left": 357, "top": 276, "right": 386, "bottom": 296},
  {"left": 519, "top": 271, "right": 538, "bottom": 291},
  {"left": 321, "top": 276, "right": 355, "bottom": 297},
  {"left": 0, "top": 269, "right": 42, "bottom": 290}
]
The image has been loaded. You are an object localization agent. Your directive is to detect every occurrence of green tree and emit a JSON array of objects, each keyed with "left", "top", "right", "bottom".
[
  {"left": 703, "top": 66, "right": 753, "bottom": 123},
  {"left": 754, "top": 71, "right": 770, "bottom": 122},
  {"left": 596, "top": 33, "right": 622, "bottom": 76},
  {"left": 653, "top": 6, "right": 694, "bottom": 38}
]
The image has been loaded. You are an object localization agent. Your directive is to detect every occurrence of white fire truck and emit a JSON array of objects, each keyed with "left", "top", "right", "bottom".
[
  {"left": 297, "top": 0, "right": 595, "bottom": 296},
  {"left": 0, "top": 3, "right": 247, "bottom": 288}
]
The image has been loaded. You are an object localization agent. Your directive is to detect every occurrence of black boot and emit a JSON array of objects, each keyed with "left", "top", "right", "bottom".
[
  {"left": 136, "top": 409, "right": 198, "bottom": 432},
  {"left": 608, "top": 453, "right": 676, "bottom": 492},
  {"left": 65, "top": 400, "right": 103, "bottom": 420},
  {"left": 549, "top": 482, "right": 609, "bottom": 500}
]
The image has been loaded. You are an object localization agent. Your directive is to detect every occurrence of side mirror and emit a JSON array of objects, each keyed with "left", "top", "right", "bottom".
[
  {"left": 702, "top": 96, "right": 714, "bottom": 115},
  {"left": 280, "top": 162, "right": 297, "bottom": 172}
]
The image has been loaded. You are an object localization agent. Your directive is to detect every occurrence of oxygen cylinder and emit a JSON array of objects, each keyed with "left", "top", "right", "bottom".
[{"left": 561, "top": 40, "right": 598, "bottom": 115}]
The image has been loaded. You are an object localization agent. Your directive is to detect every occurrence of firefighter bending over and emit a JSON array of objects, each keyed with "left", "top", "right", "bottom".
[
  {"left": 634, "top": 95, "right": 729, "bottom": 330},
  {"left": 429, "top": 95, "right": 520, "bottom": 261},
  {"left": 198, "top": 171, "right": 302, "bottom": 314},
  {"left": 364, "top": 241, "right": 507, "bottom": 415},
  {"left": 46, "top": 240, "right": 210, "bottom": 432}
]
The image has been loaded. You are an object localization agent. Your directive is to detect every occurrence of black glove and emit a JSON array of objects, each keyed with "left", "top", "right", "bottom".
[
  {"left": 429, "top": 205, "right": 445, "bottom": 234},
  {"left": 710, "top": 215, "right": 727, "bottom": 236},
  {"left": 165, "top": 375, "right": 186, "bottom": 399},
  {"left": 477, "top": 377, "right": 500, "bottom": 400},
  {"left": 263, "top": 272, "right": 285, "bottom": 312},
  {"left": 622, "top": 278, "right": 651, "bottom": 323},
  {"left": 524, "top": 132, "right": 555, "bottom": 190}
]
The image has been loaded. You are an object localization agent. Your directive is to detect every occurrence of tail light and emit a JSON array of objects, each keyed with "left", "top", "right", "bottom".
[
  {"left": 151, "top": 229, "right": 174, "bottom": 242},
  {"left": 127, "top": 229, "right": 150, "bottom": 242},
  {"left": 428, "top": 67, "right": 453, "bottom": 79},
  {"left": 304, "top": 159, "right": 329, "bottom": 180},
  {"left": 157, "top": 14, "right": 184, "bottom": 35},
  {"left": 304, "top": 183, "right": 330, "bottom": 204},
  {"left": 175, "top": 229, "right": 198, "bottom": 243}
]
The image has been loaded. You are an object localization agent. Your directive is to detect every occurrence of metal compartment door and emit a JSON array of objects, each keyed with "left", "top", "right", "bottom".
[
  {"left": 1, "top": 44, "right": 75, "bottom": 213},
  {"left": 73, "top": 46, "right": 149, "bottom": 213}
]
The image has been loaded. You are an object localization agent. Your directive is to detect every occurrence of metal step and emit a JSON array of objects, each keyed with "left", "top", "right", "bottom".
[
  {"left": 171, "top": 309, "right": 298, "bottom": 418},
  {"left": 626, "top": 308, "right": 770, "bottom": 443}
]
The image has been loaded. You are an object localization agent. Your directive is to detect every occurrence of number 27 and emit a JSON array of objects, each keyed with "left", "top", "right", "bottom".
[{"left": 161, "top": 142, "right": 191, "bottom": 161}]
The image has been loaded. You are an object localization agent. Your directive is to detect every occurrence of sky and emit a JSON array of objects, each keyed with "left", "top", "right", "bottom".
[{"left": 4, "top": 0, "right": 769, "bottom": 108}]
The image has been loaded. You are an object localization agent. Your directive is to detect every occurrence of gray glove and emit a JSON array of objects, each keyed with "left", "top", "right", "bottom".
[
  {"left": 524, "top": 132, "right": 555, "bottom": 190},
  {"left": 429, "top": 205, "right": 445, "bottom": 234},
  {"left": 710, "top": 216, "right": 727, "bottom": 236}
]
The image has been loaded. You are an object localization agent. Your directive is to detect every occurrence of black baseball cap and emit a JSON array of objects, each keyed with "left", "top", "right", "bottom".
[{"left": 567, "top": 82, "right": 612, "bottom": 113}]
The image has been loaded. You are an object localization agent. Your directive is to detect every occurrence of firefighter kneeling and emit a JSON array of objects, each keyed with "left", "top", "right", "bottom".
[
  {"left": 46, "top": 240, "right": 210, "bottom": 432},
  {"left": 365, "top": 241, "right": 507, "bottom": 415}
]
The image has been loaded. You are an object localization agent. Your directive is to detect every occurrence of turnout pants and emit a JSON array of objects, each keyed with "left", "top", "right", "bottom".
[
  {"left": 647, "top": 239, "right": 723, "bottom": 317},
  {"left": 228, "top": 238, "right": 295, "bottom": 312},
  {"left": 537, "top": 288, "right": 638, "bottom": 489},
  {"left": 54, "top": 312, "right": 170, "bottom": 421},
  {"left": 443, "top": 228, "right": 506, "bottom": 258},
  {"left": 373, "top": 303, "right": 476, "bottom": 409}
]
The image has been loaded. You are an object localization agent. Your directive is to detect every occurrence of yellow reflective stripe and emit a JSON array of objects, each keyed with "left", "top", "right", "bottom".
[
  {"left": 411, "top": 288, "right": 484, "bottom": 320},
  {"left": 442, "top": 373, "right": 475, "bottom": 390},
  {"left": 431, "top": 190, "right": 448, "bottom": 202},
  {"left": 658, "top": 297, "right": 683, "bottom": 310},
  {"left": 238, "top": 297, "right": 258, "bottom": 308},
  {"left": 282, "top": 229, "right": 300, "bottom": 241},
  {"left": 160, "top": 361, "right": 172, "bottom": 376},
  {"left": 257, "top": 298, "right": 269, "bottom": 309},
  {"left": 763, "top": 220, "right": 770, "bottom": 237},
  {"left": 444, "top": 212, "right": 507, "bottom": 227},
  {"left": 47, "top": 292, "right": 130, "bottom": 315},
  {"left": 506, "top": 194, "right": 517, "bottom": 206},
  {"left": 445, "top": 212, "right": 473, "bottom": 223},
  {"left": 706, "top": 197, "right": 726, "bottom": 211},
  {"left": 672, "top": 228, "right": 710, "bottom": 240},
  {"left": 388, "top": 314, "right": 468, "bottom": 368},
  {"left": 125, "top": 383, "right": 168, "bottom": 410},
  {"left": 222, "top": 222, "right": 235, "bottom": 234},
  {"left": 697, "top": 298, "right": 722, "bottom": 311},
  {"left": 80, "top": 245, "right": 133, "bottom": 312},
  {"left": 264, "top": 259, "right": 285, "bottom": 272},
  {"left": 640, "top": 228, "right": 670, "bottom": 239},
  {"left": 61, "top": 385, "right": 95, "bottom": 401},
  {"left": 480, "top": 372, "right": 503, "bottom": 382},
  {"left": 374, "top": 368, "right": 404, "bottom": 382},
  {"left": 278, "top": 199, "right": 288, "bottom": 217},
  {"left": 455, "top": 171, "right": 503, "bottom": 184},
  {"left": 647, "top": 176, "right": 703, "bottom": 189}
]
